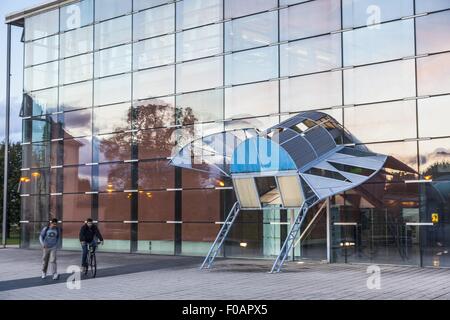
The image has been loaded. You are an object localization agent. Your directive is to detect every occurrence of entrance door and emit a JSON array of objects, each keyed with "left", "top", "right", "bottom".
[{"left": 331, "top": 206, "right": 421, "bottom": 265}]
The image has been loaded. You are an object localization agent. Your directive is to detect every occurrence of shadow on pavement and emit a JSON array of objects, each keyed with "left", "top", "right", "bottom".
[{"left": 0, "top": 256, "right": 202, "bottom": 292}]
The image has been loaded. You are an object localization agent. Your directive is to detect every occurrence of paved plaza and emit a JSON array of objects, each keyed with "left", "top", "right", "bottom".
[{"left": 0, "top": 248, "right": 449, "bottom": 300}]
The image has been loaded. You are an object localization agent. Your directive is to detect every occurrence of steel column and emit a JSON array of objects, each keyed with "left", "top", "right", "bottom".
[{"left": 2, "top": 24, "right": 12, "bottom": 248}]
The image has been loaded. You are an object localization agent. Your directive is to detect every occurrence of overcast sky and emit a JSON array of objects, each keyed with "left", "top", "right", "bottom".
[{"left": 0, "top": 0, "right": 44, "bottom": 142}]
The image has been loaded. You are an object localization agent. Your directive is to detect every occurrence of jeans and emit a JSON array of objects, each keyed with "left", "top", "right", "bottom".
[
  {"left": 81, "top": 241, "right": 97, "bottom": 267},
  {"left": 42, "top": 247, "right": 57, "bottom": 274}
]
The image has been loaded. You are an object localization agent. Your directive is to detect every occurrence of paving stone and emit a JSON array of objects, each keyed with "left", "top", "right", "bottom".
[{"left": 0, "top": 248, "right": 449, "bottom": 300}]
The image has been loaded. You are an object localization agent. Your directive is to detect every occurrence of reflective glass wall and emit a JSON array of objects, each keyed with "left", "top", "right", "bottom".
[{"left": 20, "top": 0, "right": 450, "bottom": 266}]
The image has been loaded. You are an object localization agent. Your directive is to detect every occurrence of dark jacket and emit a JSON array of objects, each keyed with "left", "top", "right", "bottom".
[{"left": 79, "top": 224, "right": 104, "bottom": 242}]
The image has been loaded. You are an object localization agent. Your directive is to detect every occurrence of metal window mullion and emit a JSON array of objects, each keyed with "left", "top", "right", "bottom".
[
  {"left": 340, "top": 0, "right": 345, "bottom": 144},
  {"left": 277, "top": 0, "right": 281, "bottom": 123}
]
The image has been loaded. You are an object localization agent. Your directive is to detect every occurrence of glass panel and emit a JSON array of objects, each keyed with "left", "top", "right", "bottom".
[
  {"left": 234, "top": 178, "right": 260, "bottom": 208},
  {"left": 95, "top": 0, "right": 132, "bottom": 22},
  {"left": 226, "top": 218, "right": 282, "bottom": 258},
  {"left": 25, "top": 35, "right": 59, "bottom": 67},
  {"left": 95, "top": 15, "right": 132, "bottom": 50},
  {"left": 95, "top": 133, "right": 132, "bottom": 163},
  {"left": 366, "top": 141, "right": 419, "bottom": 173},
  {"left": 421, "top": 185, "right": 450, "bottom": 268},
  {"left": 344, "top": 101, "right": 417, "bottom": 143},
  {"left": 417, "top": 11, "right": 450, "bottom": 55},
  {"left": 93, "top": 103, "right": 132, "bottom": 135},
  {"left": 23, "top": 88, "right": 58, "bottom": 116},
  {"left": 177, "top": 56, "right": 223, "bottom": 93},
  {"left": 21, "top": 196, "right": 51, "bottom": 221},
  {"left": 59, "top": 81, "right": 93, "bottom": 111},
  {"left": 225, "top": 11, "right": 277, "bottom": 52},
  {"left": 60, "top": 0, "right": 93, "bottom": 31},
  {"left": 62, "top": 194, "right": 92, "bottom": 221},
  {"left": 181, "top": 223, "right": 221, "bottom": 256},
  {"left": 94, "top": 74, "right": 132, "bottom": 106},
  {"left": 24, "top": 62, "right": 58, "bottom": 92},
  {"left": 278, "top": 175, "right": 303, "bottom": 207},
  {"left": 330, "top": 188, "right": 421, "bottom": 266},
  {"left": 342, "top": 0, "right": 413, "bottom": 28},
  {"left": 23, "top": 117, "right": 53, "bottom": 143},
  {"left": 176, "top": 89, "right": 223, "bottom": 125},
  {"left": 134, "top": 0, "right": 168, "bottom": 11},
  {"left": 175, "top": 122, "right": 225, "bottom": 147},
  {"left": 225, "top": 46, "right": 278, "bottom": 85},
  {"left": 98, "top": 193, "right": 131, "bottom": 221},
  {"left": 63, "top": 166, "right": 92, "bottom": 193},
  {"left": 28, "top": 142, "right": 52, "bottom": 168},
  {"left": 281, "top": 33, "right": 341, "bottom": 76},
  {"left": 280, "top": 0, "right": 309, "bottom": 5},
  {"left": 137, "top": 223, "right": 174, "bottom": 254},
  {"left": 417, "top": 52, "right": 450, "bottom": 96},
  {"left": 225, "top": 0, "right": 277, "bottom": 19},
  {"left": 60, "top": 53, "right": 93, "bottom": 85},
  {"left": 136, "top": 129, "right": 176, "bottom": 159},
  {"left": 225, "top": 81, "right": 278, "bottom": 119},
  {"left": 344, "top": 59, "right": 416, "bottom": 105},
  {"left": 133, "top": 34, "right": 174, "bottom": 70},
  {"left": 176, "top": 0, "right": 222, "bottom": 30},
  {"left": 416, "top": 0, "right": 450, "bottom": 13},
  {"left": 138, "top": 191, "right": 174, "bottom": 221},
  {"left": 25, "top": 9, "right": 59, "bottom": 41},
  {"left": 256, "top": 176, "right": 282, "bottom": 205},
  {"left": 176, "top": 24, "right": 222, "bottom": 62},
  {"left": 280, "top": 71, "right": 342, "bottom": 112},
  {"left": 133, "top": 65, "right": 175, "bottom": 99},
  {"left": 182, "top": 169, "right": 228, "bottom": 189},
  {"left": 94, "top": 44, "right": 132, "bottom": 78},
  {"left": 138, "top": 191, "right": 175, "bottom": 222},
  {"left": 134, "top": 97, "right": 175, "bottom": 129},
  {"left": 138, "top": 160, "right": 175, "bottom": 189},
  {"left": 95, "top": 223, "right": 130, "bottom": 252},
  {"left": 63, "top": 137, "right": 92, "bottom": 165},
  {"left": 60, "top": 26, "right": 93, "bottom": 58},
  {"left": 418, "top": 96, "right": 450, "bottom": 138},
  {"left": 182, "top": 190, "right": 221, "bottom": 222},
  {"left": 280, "top": 0, "right": 341, "bottom": 41},
  {"left": 343, "top": 19, "right": 415, "bottom": 66},
  {"left": 419, "top": 138, "right": 450, "bottom": 179},
  {"left": 296, "top": 204, "right": 327, "bottom": 261},
  {"left": 62, "top": 109, "right": 92, "bottom": 138},
  {"left": 98, "top": 163, "right": 132, "bottom": 192},
  {"left": 133, "top": 4, "right": 174, "bottom": 41},
  {"left": 225, "top": 115, "right": 279, "bottom": 131}
]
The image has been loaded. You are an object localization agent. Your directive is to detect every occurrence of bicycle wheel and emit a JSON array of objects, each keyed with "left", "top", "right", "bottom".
[{"left": 90, "top": 252, "right": 97, "bottom": 278}]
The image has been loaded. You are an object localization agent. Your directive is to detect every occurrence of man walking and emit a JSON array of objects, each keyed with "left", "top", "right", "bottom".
[
  {"left": 39, "top": 218, "right": 60, "bottom": 280},
  {"left": 79, "top": 218, "right": 104, "bottom": 272}
]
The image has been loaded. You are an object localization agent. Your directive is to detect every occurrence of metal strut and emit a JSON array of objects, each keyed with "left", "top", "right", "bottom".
[
  {"left": 270, "top": 203, "right": 309, "bottom": 273},
  {"left": 200, "top": 201, "right": 241, "bottom": 270}
]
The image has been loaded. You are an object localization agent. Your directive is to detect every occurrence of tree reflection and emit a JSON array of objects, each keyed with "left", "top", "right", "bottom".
[{"left": 97, "top": 98, "right": 204, "bottom": 190}]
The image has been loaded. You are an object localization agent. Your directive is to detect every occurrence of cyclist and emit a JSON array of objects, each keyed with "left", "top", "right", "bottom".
[{"left": 79, "top": 218, "right": 104, "bottom": 272}]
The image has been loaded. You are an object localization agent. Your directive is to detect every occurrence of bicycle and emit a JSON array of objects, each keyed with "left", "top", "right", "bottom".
[{"left": 84, "top": 241, "right": 100, "bottom": 278}]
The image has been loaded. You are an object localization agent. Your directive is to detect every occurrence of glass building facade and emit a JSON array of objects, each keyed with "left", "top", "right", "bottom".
[{"left": 9, "top": 0, "right": 450, "bottom": 267}]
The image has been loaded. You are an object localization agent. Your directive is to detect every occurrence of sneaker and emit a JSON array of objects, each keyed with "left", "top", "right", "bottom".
[
  {"left": 52, "top": 273, "right": 59, "bottom": 280},
  {"left": 41, "top": 272, "right": 46, "bottom": 279}
]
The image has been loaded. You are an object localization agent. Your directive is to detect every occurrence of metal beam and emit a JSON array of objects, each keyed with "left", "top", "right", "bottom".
[
  {"left": 326, "top": 198, "right": 331, "bottom": 263},
  {"left": 2, "top": 24, "right": 11, "bottom": 248}
]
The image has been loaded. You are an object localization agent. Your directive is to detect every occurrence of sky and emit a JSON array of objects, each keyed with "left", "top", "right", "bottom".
[{"left": 0, "top": 0, "right": 45, "bottom": 142}]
